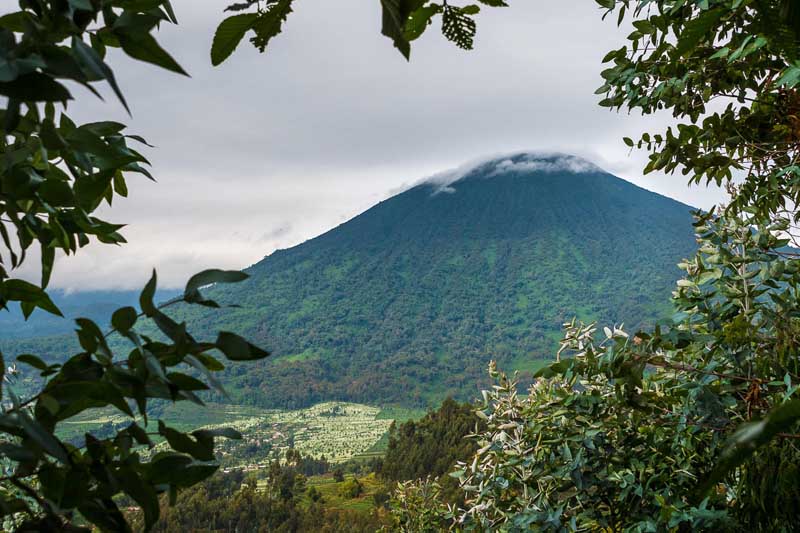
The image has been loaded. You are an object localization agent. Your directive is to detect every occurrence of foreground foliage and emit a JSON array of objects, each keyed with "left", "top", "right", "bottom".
[
  {"left": 599, "top": 0, "right": 800, "bottom": 219},
  {"left": 211, "top": 0, "right": 509, "bottom": 65},
  {"left": 391, "top": 210, "right": 800, "bottom": 531},
  {"left": 0, "top": 1, "right": 265, "bottom": 531},
  {"left": 0, "top": 268, "right": 271, "bottom": 532}
]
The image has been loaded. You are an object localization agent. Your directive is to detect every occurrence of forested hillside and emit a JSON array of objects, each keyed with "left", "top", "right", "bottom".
[
  {"left": 2, "top": 153, "right": 698, "bottom": 408},
  {"left": 166, "top": 153, "right": 699, "bottom": 408}
]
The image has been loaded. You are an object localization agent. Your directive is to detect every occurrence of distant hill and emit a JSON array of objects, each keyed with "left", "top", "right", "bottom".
[
  {"left": 1, "top": 153, "right": 698, "bottom": 408},
  {"left": 0, "top": 289, "right": 180, "bottom": 340}
]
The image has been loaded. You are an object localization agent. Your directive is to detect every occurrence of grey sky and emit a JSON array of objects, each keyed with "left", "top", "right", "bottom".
[{"left": 29, "top": 0, "right": 726, "bottom": 291}]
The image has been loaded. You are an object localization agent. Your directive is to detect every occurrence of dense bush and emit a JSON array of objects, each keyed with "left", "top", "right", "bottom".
[{"left": 393, "top": 211, "right": 800, "bottom": 531}]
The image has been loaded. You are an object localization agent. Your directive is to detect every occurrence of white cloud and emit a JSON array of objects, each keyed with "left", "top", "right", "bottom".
[
  {"left": 489, "top": 153, "right": 601, "bottom": 176},
  {"left": 417, "top": 152, "right": 602, "bottom": 194}
]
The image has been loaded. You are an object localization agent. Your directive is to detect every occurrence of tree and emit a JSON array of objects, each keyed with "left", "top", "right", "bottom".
[
  {"left": 0, "top": 2, "right": 272, "bottom": 530},
  {"left": 379, "top": 397, "right": 484, "bottom": 505},
  {"left": 598, "top": 0, "right": 800, "bottom": 219},
  {"left": 339, "top": 477, "right": 363, "bottom": 499},
  {"left": 385, "top": 478, "right": 452, "bottom": 533}
]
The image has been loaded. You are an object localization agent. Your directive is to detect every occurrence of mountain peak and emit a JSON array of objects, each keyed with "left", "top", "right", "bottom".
[
  {"left": 3, "top": 153, "right": 698, "bottom": 409},
  {"left": 422, "top": 152, "right": 603, "bottom": 193}
]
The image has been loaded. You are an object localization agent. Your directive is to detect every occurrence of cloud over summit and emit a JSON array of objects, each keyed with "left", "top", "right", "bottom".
[{"left": 420, "top": 151, "right": 604, "bottom": 194}]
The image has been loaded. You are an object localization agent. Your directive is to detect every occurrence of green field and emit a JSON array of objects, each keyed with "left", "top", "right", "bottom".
[{"left": 258, "top": 472, "right": 385, "bottom": 513}]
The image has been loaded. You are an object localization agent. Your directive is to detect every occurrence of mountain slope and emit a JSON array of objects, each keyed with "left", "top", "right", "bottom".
[{"left": 176, "top": 153, "right": 698, "bottom": 408}]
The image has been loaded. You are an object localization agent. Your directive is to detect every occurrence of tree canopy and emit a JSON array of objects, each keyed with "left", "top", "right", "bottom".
[{"left": 598, "top": 0, "right": 800, "bottom": 219}]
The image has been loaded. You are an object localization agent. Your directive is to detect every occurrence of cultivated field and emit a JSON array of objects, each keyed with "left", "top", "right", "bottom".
[
  {"left": 59, "top": 400, "right": 422, "bottom": 470},
  {"left": 134, "top": 401, "right": 398, "bottom": 468}
]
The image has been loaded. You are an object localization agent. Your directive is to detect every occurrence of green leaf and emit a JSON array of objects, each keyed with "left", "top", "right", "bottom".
[
  {"left": 162, "top": 0, "right": 179, "bottom": 24},
  {"left": 41, "top": 244, "right": 55, "bottom": 289},
  {"left": 45, "top": 380, "right": 134, "bottom": 419},
  {"left": 139, "top": 270, "right": 158, "bottom": 317},
  {"left": 160, "top": 463, "right": 219, "bottom": 488},
  {"left": 0, "top": 73, "right": 72, "bottom": 102},
  {"left": 699, "top": 399, "right": 800, "bottom": 497},
  {"left": 17, "top": 410, "right": 69, "bottom": 463},
  {"left": 16, "top": 354, "right": 48, "bottom": 371},
  {"left": 249, "top": 0, "right": 294, "bottom": 53},
  {"left": 184, "top": 355, "right": 227, "bottom": 397},
  {"left": 184, "top": 269, "right": 248, "bottom": 295},
  {"left": 211, "top": 14, "right": 258, "bottom": 66},
  {"left": 72, "top": 37, "right": 130, "bottom": 113},
  {"left": 37, "top": 394, "right": 60, "bottom": 416},
  {"left": 111, "top": 306, "right": 138, "bottom": 333},
  {"left": 78, "top": 498, "right": 129, "bottom": 533},
  {"left": 115, "top": 466, "right": 160, "bottom": 530},
  {"left": 193, "top": 427, "right": 243, "bottom": 440},
  {"left": 125, "top": 422, "right": 154, "bottom": 447},
  {"left": 777, "top": 64, "right": 800, "bottom": 87},
  {"left": 117, "top": 32, "right": 188, "bottom": 76},
  {"left": 2, "top": 279, "right": 62, "bottom": 317},
  {"left": 381, "top": 0, "right": 425, "bottom": 59},
  {"left": 675, "top": 8, "right": 724, "bottom": 57},
  {"left": 405, "top": 5, "right": 441, "bottom": 41},
  {"left": 184, "top": 268, "right": 248, "bottom": 306},
  {"left": 215, "top": 331, "right": 270, "bottom": 361},
  {"left": 158, "top": 421, "right": 215, "bottom": 461},
  {"left": 147, "top": 454, "right": 218, "bottom": 487},
  {"left": 167, "top": 372, "right": 208, "bottom": 392},
  {"left": 441, "top": 4, "right": 477, "bottom": 50},
  {"left": 75, "top": 318, "right": 112, "bottom": 360},
  {"left": 151, "top": 310, "right": 186, "bottom": 343},
  {"left": 0, "top": 12, "right": 30, "bottom": 33},
  {"left": 0, "top": 442, "right": 36, "bottom": 462}
]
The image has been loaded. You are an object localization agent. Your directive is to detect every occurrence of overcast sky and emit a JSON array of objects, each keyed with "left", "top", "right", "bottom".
[{"left": 28, "top": 0, "right": 727, "bottom": 291}]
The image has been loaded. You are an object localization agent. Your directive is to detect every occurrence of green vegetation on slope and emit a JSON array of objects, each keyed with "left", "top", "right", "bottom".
[
  {"left": 144, "top": 468, "right": 389, "bottom": 532},
  {"left": 179, "top": 156, "right": 697, "bottom": 408},
  {"left": 2, "top": 155, "right": 697, "bottom": 409},
  {"left": 379, "top": 397, "right": 483, "bottom": 484}
]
